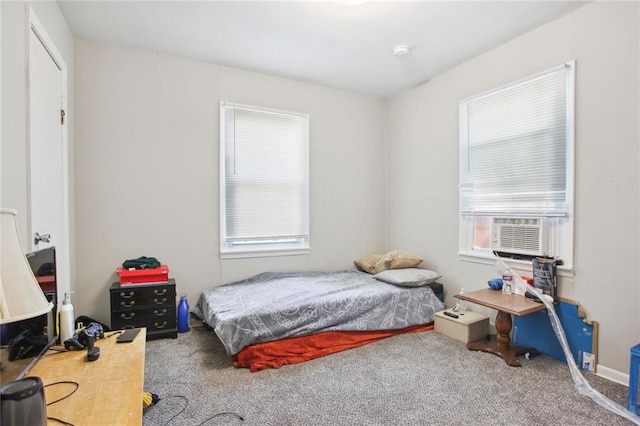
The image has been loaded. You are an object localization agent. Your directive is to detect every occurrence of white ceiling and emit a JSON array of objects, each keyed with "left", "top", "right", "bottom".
[{"left": 57, "top": 1, "right": 586, "bottom": 97}]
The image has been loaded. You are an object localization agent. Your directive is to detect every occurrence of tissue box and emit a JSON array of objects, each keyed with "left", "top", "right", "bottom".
[{"left": 434, "top": 310, "right": 489, "bottom": 344}]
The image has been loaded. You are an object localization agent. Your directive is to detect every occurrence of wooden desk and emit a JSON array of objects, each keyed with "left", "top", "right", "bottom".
[
  {"left": 455, "top": 289, "right": 546, "bottom": 367},
  {"left": 30, "top": 328, "right": 146, "bottom": 425}
]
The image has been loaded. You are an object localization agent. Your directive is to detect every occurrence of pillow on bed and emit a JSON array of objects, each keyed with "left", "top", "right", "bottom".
[
  {"left": 354, "top": 254, "right": 384, "bottom": 274},
  {"left": 373, "top": 268, "right": 442, "bottom": 287},
  {"left": 374, "top": 250, "right": 423, "bottom": 272}
]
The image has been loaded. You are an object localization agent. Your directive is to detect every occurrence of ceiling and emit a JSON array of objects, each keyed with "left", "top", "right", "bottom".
[{"left": 57, "top": 1, "right": 586, "bottom": 98}]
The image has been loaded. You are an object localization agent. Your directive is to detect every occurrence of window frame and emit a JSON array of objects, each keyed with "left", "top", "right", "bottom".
[
  {"left": 458, "top": 62, "right": 575, "bottom": 274},
  {"left": 219, "top": 101, "right": 310, "bottom": 259}
]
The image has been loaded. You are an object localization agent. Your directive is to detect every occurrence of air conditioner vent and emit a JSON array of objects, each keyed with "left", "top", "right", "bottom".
[{"left": 491, "top": 217, "right": 547, "bottom": 256}]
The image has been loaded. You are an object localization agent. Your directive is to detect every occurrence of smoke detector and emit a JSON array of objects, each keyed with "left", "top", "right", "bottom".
[{"left": 393, "top": 45, "right": 411, "bottom": 57}]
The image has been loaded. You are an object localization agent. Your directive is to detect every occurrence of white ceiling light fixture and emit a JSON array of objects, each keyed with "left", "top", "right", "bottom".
[{"left": 393, "top": 44, "right": 411, "bottom": 57}]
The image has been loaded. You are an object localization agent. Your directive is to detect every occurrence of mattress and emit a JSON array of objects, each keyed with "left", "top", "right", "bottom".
[{"left": 193, "top": 270, "right": 446, "bottom": 356}]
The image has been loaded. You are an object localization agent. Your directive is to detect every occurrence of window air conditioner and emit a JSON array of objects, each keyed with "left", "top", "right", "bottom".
[{"left": 491, "top": 217, "right": 547, "bottom": 257}]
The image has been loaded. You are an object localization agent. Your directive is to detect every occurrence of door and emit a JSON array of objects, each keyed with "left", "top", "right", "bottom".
[{"left": 28, "top": 8, "right": 70, "bottom": 306}]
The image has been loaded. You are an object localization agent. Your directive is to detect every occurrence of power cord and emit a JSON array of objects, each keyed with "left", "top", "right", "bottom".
[
  {"left": 45, "top": 381, "right": 79, "bottom": 426},
  {"left": 197, "top": 411, "right": 245, "bottom": 425},
  {"left": 45, "top": 381, "right": 79, "bottom": 406},
  {"left": 148, "top": 394, "right": 244, "bottom": 425},
  {"left": 156, "top": 395, "right": 188, "bottom": 426},
  {"left": 48, "top": 417, "right": 74, "bottom": 426}
]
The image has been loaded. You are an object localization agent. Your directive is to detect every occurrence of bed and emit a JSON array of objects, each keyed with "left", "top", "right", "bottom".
[{"left": 193, "top": 270, "right": 446, "bottom": 371}]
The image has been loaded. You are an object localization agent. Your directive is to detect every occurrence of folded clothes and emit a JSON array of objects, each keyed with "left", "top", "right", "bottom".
[{"left": 122, "top": 256, "right": 161, "bottom": 269}]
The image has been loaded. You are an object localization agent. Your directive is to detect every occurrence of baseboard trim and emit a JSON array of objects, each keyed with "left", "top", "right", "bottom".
[{"left": 597, "top": 364, "right": 629, "bottom": 386}]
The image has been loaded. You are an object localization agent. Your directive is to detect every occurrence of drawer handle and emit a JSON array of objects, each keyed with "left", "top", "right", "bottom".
[
  {"left": 153, "top": 309, "right": 167, "bottom": 317},
  {"left": 153, "top": 297, "right": 167, "bottom": 305},
  {"left": 121, "top": 291, "right": 135, "bottom": 299},
  {"left": 154, "top": 321, "right": 167, "bottom": 329},
  {"left": 121, "top": 300, "right": 135, "bottom": 308},
  {"left": 154, "top": 288, "right": 167, "bottom": 296},
  {"left": 120, "top": 313, "right": 136, "bottom": 320}
]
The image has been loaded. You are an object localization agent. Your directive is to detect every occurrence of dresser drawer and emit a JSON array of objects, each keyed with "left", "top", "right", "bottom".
[
  {"left": 111, "top": 313, "right": 176, "bottom": 335},
  {"left": 110, "top": 282, "right": 176, "bottom": 311},
  {"left": 111, "top": 306, "right": 176, "bottom": 325}
]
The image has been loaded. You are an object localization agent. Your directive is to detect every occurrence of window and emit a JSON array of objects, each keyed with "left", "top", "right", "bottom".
[
  {"left": 220, "top": 102, "right": 309, "bottom": 258},
  {"left": 459, "top": 62, "right": 575, "bottom": 269}
]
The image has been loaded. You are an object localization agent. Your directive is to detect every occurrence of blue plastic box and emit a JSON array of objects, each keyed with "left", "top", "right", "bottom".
[{"left": 628, "top": 343, "right": 640, "bottom": 415}]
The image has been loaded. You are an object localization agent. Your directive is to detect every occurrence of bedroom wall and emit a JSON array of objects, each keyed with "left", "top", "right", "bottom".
[
  {"left": 386, "top": 1, "right": 639, "bottom": 376},
  {"left": 1, "top": 1, "right": 76, "bottom": 282},
  {"left": 73, "top": 39, "right": 387, "bottom": 327}
]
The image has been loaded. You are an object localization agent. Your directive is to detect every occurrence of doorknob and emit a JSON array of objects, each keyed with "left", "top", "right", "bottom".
[{"left": 34, "top": 232, "right": 51, "bottom": 245}]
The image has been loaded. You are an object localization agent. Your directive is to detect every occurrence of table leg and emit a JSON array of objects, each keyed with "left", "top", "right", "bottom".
[{"left": 466, "top": 310, "right": 539, "bottom": 367}]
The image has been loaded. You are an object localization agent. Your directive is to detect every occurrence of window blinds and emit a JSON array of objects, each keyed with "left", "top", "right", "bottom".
[
  {"left": 459, "top": 64, "right": 571, "bottom": 216},
  {"left": 221, "top": 103, "right": 309, "bottom": 247}
]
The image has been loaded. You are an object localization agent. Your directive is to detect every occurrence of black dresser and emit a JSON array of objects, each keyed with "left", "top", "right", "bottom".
[{"left": 109, "top": 278, "right": 177, "bottom": 339}]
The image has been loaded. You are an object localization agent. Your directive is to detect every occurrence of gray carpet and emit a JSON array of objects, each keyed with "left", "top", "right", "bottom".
[{"left": 143, "top": 323, "right": 635, "bottom": 425}]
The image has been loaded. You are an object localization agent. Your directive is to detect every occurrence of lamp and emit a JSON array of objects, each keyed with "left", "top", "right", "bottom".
[
  {"left": 0, "top": 208, "right": 52, "bottom": 426},
  {"left": 0, "top": 208, "right": 53, "bottom": 324}
]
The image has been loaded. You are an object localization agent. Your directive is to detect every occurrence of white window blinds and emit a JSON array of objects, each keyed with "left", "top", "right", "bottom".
[
  {"left": 459, "top": 63, "right": 573, "bottom": 216},
  {"left": 220, "top": 102, "right": 309, "bottom": 254}
]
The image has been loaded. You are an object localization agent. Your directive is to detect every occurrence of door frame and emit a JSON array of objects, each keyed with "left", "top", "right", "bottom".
[{"left": 26, "top": 6, "right": 70, "bottom": 305}]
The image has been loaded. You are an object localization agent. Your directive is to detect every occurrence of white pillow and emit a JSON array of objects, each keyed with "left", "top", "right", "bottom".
[{"left": 373, "top": 268, "right": 442, "bottom": 287}]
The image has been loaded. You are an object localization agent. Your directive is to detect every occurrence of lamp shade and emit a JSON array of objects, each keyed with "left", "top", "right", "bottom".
[{"left": 0, "top": 209, "right": 52, "bottom": 324}]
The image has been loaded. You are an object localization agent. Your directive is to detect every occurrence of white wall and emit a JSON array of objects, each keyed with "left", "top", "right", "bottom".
[
  {"left": 4, "top": 0, "right": 636, "bottom": 379},
  {"left": 73, "top": 39, "right": 387, "bottom": 326},
  {"left": 1, "top": 3, "right": 2, "bottom": 198},
  {"left": 1, "top": 1, "right": 75, "bottom": 285},
  {"left": 387, "top": 1, "right": 639, "bottom": 375}
]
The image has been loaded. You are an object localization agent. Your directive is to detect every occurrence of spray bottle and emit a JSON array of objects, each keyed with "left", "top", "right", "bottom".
[{"left": 59, "top": 293, "right": 75, "bottom": 342}]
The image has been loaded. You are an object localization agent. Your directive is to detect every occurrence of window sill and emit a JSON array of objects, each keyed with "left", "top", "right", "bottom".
[
  {"left": 220, "top": 247, "right": 310, "bottom": 260},
  {"left": 458, "top": 250, "right": 574, "bottom": 278}
]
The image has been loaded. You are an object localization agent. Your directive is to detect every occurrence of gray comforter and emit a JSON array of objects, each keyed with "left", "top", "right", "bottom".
[{"left": 193, "top": 270, "right": 445, "bottom": 355}]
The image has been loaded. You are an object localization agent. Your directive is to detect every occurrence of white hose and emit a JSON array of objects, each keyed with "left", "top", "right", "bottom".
[{"left": 495, "top": 256, "right": 640, "bottom": 425}]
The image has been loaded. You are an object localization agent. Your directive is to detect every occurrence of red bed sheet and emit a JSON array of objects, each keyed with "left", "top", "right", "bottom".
[{"left": 232, "top": 323, "right": 434, "bottom": 372}]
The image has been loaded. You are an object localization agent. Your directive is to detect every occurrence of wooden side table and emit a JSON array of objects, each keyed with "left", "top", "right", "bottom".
[
  {"left": 455, "top": 289, "right": 546, "bottom": 367},
  {"left": 30, "top": 328, "right": 146, "bottom": 425}
]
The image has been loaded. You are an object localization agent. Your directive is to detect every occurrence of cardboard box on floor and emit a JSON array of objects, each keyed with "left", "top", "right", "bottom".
[
  {"left": 434, "top": 310, "right": 489, "bottom": 344},
  {"left": 512, "top": 298, "right": 598, "bottom": 372}
]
